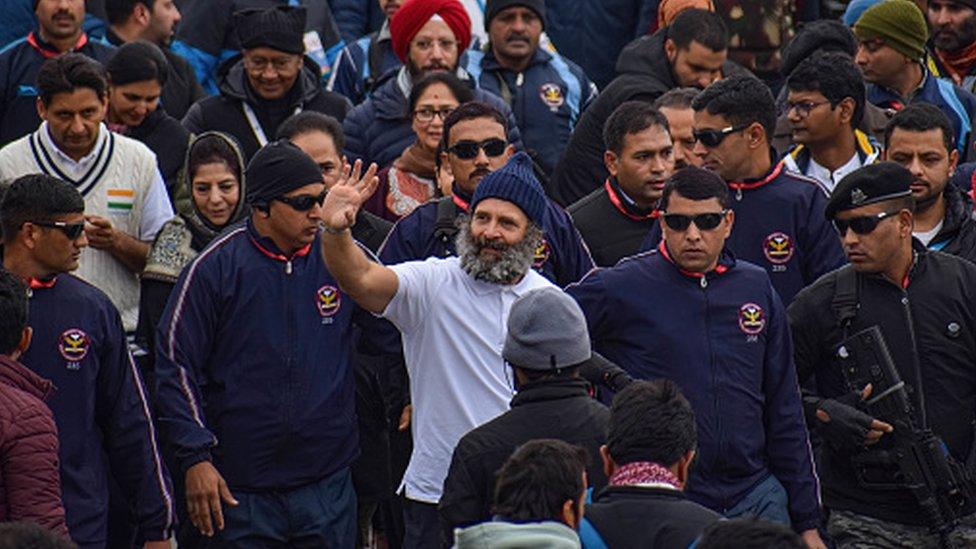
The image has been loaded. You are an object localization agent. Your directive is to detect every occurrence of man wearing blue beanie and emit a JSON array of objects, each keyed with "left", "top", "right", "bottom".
[{"left": 319, "top": 151, "right": 563, "bottom": 547}]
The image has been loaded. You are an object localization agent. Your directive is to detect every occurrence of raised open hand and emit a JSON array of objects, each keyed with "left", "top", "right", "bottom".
[{"left": 321, "top": 159, "right": 379, "bottom": 232}]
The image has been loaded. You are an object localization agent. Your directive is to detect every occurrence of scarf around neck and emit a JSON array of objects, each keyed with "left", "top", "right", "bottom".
[{"left": 609, "top": 461, "right": 683, "bottom": 490}]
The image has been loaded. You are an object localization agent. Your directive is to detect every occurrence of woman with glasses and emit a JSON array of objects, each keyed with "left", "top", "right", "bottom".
[{"left": 364, "top": 72, "right": 473, "bottom": 221}]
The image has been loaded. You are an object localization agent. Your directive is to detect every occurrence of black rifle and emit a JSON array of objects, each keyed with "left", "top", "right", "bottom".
[{"left": 838, "top": 326, "right": 976, "bottom": 548}]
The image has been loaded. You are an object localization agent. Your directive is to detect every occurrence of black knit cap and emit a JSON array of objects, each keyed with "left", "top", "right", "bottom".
[
  {"left": 781, "top": 20, "right": 857, "bottom": 77},
  {"left": 245, "top": 140, "right": 323, "bottom": 207},
  {"left": 484, "top": 0, "right": 546, "bottom": 31},
  {"left": 825, "top": 162, "right": 913, "bottom": 220},
  {"left": 235, "top": 6, "right": 307, "bottom": 55}
]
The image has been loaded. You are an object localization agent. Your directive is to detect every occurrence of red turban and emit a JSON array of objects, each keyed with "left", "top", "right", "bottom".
[{"left": 390, "top": 0, "right": 472, "bottom": 63}]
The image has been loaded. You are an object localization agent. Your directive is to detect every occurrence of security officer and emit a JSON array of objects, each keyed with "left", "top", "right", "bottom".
[
  {"left": 461, "top": 0, "right": 598, "bottom": 176},
  {"left": 788, "top": 162, "right": 976, "bottom": 547}
]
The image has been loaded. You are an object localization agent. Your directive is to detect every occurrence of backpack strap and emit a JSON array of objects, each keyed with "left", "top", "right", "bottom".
[
  {"left": 365, "top": 33, "right": 385, "bottom": 93},
  {"left": 830, "top": 265, "right": 859, "bottom": 338},
  {"left": 433, "top": 196, "right": 459, "bottom": 247},
  {"left": 578, "top": 517, "right": 608, "bottom": 549}
]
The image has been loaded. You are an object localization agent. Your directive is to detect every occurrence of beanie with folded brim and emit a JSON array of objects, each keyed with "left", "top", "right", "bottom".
[
  {"left": 484, "top": 0, "right": 546, "bottom": 31},
  {"left": 235, "top": 6, "right": 307, "bottom": 55},
  {"left": 853, "top": 0, "right": 928, "bottom": 62},
  {"left": 470, "top": 152, "right": 547, "bottom": 226}
]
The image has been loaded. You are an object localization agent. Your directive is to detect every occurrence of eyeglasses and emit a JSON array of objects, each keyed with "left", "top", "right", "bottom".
[
  {"left": 662, "top": 211, "right": 730, "bottom": 231},
  {"left": 412, "top": 39, "right": 458, "bottom": 52},
  {"left": 692, "top": 125, "right": 749, "bottom": 148},
  {"left": 447, "top": 138, "right": 508, "bottom": 159},
  {"left": 243, "top": 55, "right": 298, "bottom": 73},
  {"left": 274, "top": 190, "right": 328, "bottom": 212},
  {"left": 33, "top": 220, "right": 86, "bottom": 240},
  {"left": 832, "top": 210, "right": 901, "bottom": 236},
  {"left": 781, "top": 100, "right": 830, "bottom": 118},
  {"left": 414, "top": 107, "right": 455, "bottom": 123}
]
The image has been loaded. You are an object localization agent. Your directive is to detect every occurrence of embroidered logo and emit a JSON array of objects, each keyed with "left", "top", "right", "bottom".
[
  {"left": 539, "top": 83, "right": 565, "bottom": 111},
  {"left": 58, "top": 328, "right": 90, "bottom": 366},
  {"left": 316, "top": 285, "right": 341, "bottom": 317},
  {"left": 763, "top": 232, "right": 794, "bottom": 264},
  {"left": 532, "top": 239, "right": 551, "bottom": 269},
  {"left": 850, "top": 187, "right": 868, "bottom": 205},
  {"left": 738, "top": 303, "right": 766, "bottom": 335},
  {"left": 107, "top": 188, "right": 135, "bottom": 214}
]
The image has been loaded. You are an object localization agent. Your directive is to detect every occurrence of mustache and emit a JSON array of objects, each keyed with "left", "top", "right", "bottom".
[
  {"left": 505, "top": 33, "right": 531, "bottom": 42},
  {"left": 470, "top": 168, "right": 491, "bottom": 179},
  {"left": 52, "top": 11, "right": 76, "bottom": 20}
]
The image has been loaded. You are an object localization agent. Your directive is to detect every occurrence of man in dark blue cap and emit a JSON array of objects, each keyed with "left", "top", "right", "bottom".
[
  {"left": 788, "top": 161, "right": 976, "bottom": 546},
  {"left": 154, "top": 140, "right": 381, "bottom": 547}
]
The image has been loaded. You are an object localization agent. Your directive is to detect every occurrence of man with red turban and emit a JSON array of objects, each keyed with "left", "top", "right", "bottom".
[{"left": 341, "top": 0, "right": 522, "bottom": 171}]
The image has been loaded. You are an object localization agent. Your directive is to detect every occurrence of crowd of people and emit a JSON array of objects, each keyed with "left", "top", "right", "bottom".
[{"left": 3, "top": 0, "right": 976, "bottom": 548}]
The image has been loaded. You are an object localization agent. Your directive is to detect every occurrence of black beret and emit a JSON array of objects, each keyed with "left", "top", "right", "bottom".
[
  {"left": 245, "top": 140, "right": 323, "bottom": 207},
  {"left": 825, "top": 162, "right": 913, "bottom": 220},
  {"left": 235, "top": 6, "right": 307, "bottom": 55}
]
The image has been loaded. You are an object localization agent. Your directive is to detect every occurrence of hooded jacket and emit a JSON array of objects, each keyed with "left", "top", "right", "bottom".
[
  {"left": 0, "top": 354, "right": 68, "bottom": 537},
  {"left": 927, "top": 183, "right": 976, "bottom": 264},
  {"left": 181, "top": 55, "right": 352, "bottom": 162},
  {"left": 454, "top": 521, "right": 581, "bottom": 549},
  {"left": 780, "top": 129, "right": 882, "bottom": 193}
]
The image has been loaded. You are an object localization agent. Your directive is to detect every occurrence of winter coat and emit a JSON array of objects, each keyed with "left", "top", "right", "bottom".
[
  {"left": 124, "top": 108, "right": 191, "bottom": 202},
  {"left": 568, "top": 179, "right": 658, "bottom": 267}
]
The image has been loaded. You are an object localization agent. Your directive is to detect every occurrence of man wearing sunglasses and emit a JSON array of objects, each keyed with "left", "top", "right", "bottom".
[
  {"left": 781, "top": 52, "right": 881, "bottom": 194},
  {"left": 788, "top": 162, "right": 976, "bottom": 546},
  {"left": 154, "top": 141, "right": 382, "bottom": 547},
  {"left": 1, "top": 174, "right": 175, "bottom": 549},
  {"left": 641, "top": 75, "right": 846, "bottom": 305},
  {"left": 568, "top": 167, "right": 825, "bottom": 549},
  {"left": 380, "top": 102, "right": 594, "bottom": 287}
]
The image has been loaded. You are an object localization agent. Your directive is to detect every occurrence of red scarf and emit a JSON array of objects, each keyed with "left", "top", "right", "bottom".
[
  {"left": 937, "top": 41, "right": 976, "bottom": 86},
  {"left": 609, "top": 461, "right": 683, "bottom": 490}
]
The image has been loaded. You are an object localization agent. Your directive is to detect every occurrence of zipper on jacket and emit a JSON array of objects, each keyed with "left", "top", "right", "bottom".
[
  {"left": 286, "top": 260, "right": 293, "bottom": 275},
  {"left": 700, "top": 276, "right": 708, "bottom": 289},
  {"left": 702, "top": 274, "right": 724, "bottom": 477},
  {"left": 736, "top": 187, "right": 743, "bottom": 201}
]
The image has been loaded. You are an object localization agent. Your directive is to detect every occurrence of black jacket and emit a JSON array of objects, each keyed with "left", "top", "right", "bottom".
[
  {"left": 788, "top": 241, "right": 976, "bottom": 525},
  {"left": 125, "top": 108, "right": 190, "bottom": 201},
  {"left": 584, "top": 485, "right": 721, "bottom": 549},
  {"left": 439, "top": 378, "right": 609, "bottom": 533},
  {"left": 930, "top": 183, "right": 976, "bottom": 265},
  {"left": 182, "top": 55, "right": 352, "bottom": 161},
  {"left": 568, "top": 179, "right": 658, "bottom": 267}
]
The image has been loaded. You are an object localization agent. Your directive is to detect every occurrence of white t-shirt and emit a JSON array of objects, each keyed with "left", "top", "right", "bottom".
[
  {"left": 382, "top": 256, "right": 553, "bottom": 503},
  {"left": 914, "top": 219, "right": 945, "bottom": 246}
]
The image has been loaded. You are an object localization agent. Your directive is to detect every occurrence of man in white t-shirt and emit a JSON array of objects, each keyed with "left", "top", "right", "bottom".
[
  {"left": 0, "top": 53, "right": 173, "bottom": 331},
  {"left": 319, "top": 151, "right": 554, "bottom": 548}
]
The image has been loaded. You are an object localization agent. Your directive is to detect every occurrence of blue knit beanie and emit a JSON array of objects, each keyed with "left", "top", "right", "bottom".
[{"left": 470, "top": 152, "right": 547, "bottom": 226}]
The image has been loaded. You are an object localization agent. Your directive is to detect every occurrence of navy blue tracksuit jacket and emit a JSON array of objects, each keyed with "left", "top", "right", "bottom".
[
  {"left": 641, "top": 160, "right": 846, "bottom": 304},
  {"left": 566, "top": 245, "right": 821, "bottom": 532},
  {"left": 22, "top": 275, "right": 174, "bottom": 548},
  {"left": 154, "top": 221, "right": 369, "bottom": 492}
]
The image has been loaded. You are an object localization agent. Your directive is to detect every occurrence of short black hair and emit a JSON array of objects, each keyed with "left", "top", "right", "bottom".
[
  {"left": 408, "top": 71, "right": 474, "bottom": 114},
  {"left": 37, "top": 53, "right": 108, "bottom": 106},
  {"left": 696, "top": 518, "right": 806, "bottom": 549},
  {"left": 441, "top": 101, "right": 507, "bottom": 148},
  {"left": 276, "top": 111, "right": 345, "bottom": 151},
  {"left": 787, "top": 51, "right": 864, "bottom": 127},
  {"left": 0, "top": 174, "right": 85, "bottom": 245},
  {"left": 105, "top": 0, "right": 155, "bottom": 25},
  {"left": 660, "top": 166, "right": 731, "bottom": 211},
  {"left": 603, "top": 101, "right": 670, "bottom": 156},
  {"left": 187, "top": 133, "right": 243, "bottom": 185},
  {"left": 667, "top": 9, "right": 728, "bottom": 52},
  {"left": 493, "top": 439, "right": 588, "bottom": 522},
  {"left": 692, "top": 75, "right": 776, "bottom": 139},
  {"left": 653, "top": 87, "right": 700, "bottom": 111},
  {"left": 884, "top": 103, "right": 955, "bottom": 153},
  {"left": 106, "top": 40, "right": 169, "bottom": 87},
  {"left": 606, "top": 379, "right": 697, "bottom": 467},
  {"left": 0, "top": 270, "right": 28, "bottom": 356}
]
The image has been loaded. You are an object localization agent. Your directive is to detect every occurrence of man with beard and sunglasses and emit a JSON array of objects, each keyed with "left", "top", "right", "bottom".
[
  {"left": 342, "top": 0, "right": 522, "bottom": 170},
  {"left": 567, "top": 167, "right": 824, "bottom": 548},
  {"left": 927, "top": 0, "right": 976, "bottom": 95},
  {"left": 153, "top": 141, "right": 383, "bottom": 547},
  {"left": 640, "top": 75, "right": 845, "bottom": 305},
  {"left": 0, "top": 0, "right": 116, "bottom": 144},
  {"left": 788, "top": 162, "right": 976, "bottom": 547},
  {"left": 319, "top": 152, "right": 558, "bottom": 548}
]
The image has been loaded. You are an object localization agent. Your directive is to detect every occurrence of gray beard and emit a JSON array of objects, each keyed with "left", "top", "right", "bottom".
[{"left": 455, "top": 214, "right": 543, "bottom": 284}]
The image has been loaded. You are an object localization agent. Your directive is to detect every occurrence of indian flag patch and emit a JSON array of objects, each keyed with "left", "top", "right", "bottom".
[{"left": 107, "top": 189, "right": 135, "bottom": 213}]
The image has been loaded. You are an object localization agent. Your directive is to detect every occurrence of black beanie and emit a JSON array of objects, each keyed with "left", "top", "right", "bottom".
[
  {"left": 246, "top": 140, "right": 323, "bottom": 207},
  {"left": 235, "top": 6, "right": 307, "bottom": 55},
  {"left": 106, "top": 41, "right": 170, "bottom": 86},
  {"left": 484, "top": 0, "right": 546, "bottom": 31},
  {"left": 781, "top": 20, "right": 857, "bottom": 77}
]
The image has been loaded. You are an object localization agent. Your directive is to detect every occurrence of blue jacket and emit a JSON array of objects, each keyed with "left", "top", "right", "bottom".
[
  {"left": 462, "top": 47, "right": 598, "bottom": 176},
  {"left": 0, "top": 1, "right": 107, "bottom": 49},
  {"left": 641, "top": 160, "right": 847, "bottom": 304},
  {"left": 154, "top": 221, "right": 371, "bottom": 492},
  {"left": 171, "top": 0, "right": 345, "bottom": 95},
  {"left": 21, "top": 275, "right": 174, "bottom": 547},
  {"left": 566, "top": 245, "right": 821, "bottom": 532},
  {"left": 379, "top": 188, "right": 594, "bottom": 287},
  {"left": 342, "top": 67, "right": 523, "bottom": 169},
  {"left": 866, "top": 69, "right": 976, "bottom": 160},
  {"left": 0, "top": 31, "right": 115, "bottom": 144},
  {"left": 331, "top": 0, "right": 385, "bottom": 45},
  {"left": 327, "top": 24, "right": 401, "bottom": 105}
]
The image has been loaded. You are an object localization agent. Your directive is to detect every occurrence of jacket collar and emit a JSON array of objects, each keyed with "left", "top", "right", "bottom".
[
  {"left": 605, "top": 178, "right": 659, "bottom": 221},
  {"left": 510, "top": 378, "right": 591, "bottom": 407},
  {"left": 657, "top": 241, "right": 732, "bottom": 280},
  {"left": 245, "top": 219, "right": 313, "bottom": 264},
  {"left": 867, "top": 66, "right": 931, "bottom": 109},
  {"left": 0, "top": 354, "right": 54, "bottom": 401},
  {"left": 451, "top": 183, "right": 473, "bottom": 211},
  {"left": 929, "top": 184, "right": 974, "bottom": 248},
  {"left": 218, "top": 54, "right": 320, "bottom": 107},
  {"left": 27, "top": 30, "right": 88, "bottom": 58},
  {"left": 784, "top": 129, "right": 881, "bottom": 174},
  {"left": 481, "top": 47, "right": 551, "bottom": 73},
  {"left": 728, "top": 154, "right": 784, "bottom": 194}
]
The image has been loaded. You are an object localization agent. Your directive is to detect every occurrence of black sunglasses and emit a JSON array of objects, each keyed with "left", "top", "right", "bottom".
[
  {"left": 447, "top": 138, "right": 507, "bottom": 159},
  {"left": 693, "top": 125, "right": 749, "bottom": 148},
  {"left": 662, "top": 211, "right": 730, "bottom": 231},
  {"left": 33, "top": 220, "right": 86, "bottom": 240},
  {"left": 832, "top": 210, "right": 900, "bottom": 236},
  {"left": 274, "top": 190, "right": 328, "bottom": 212}
]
